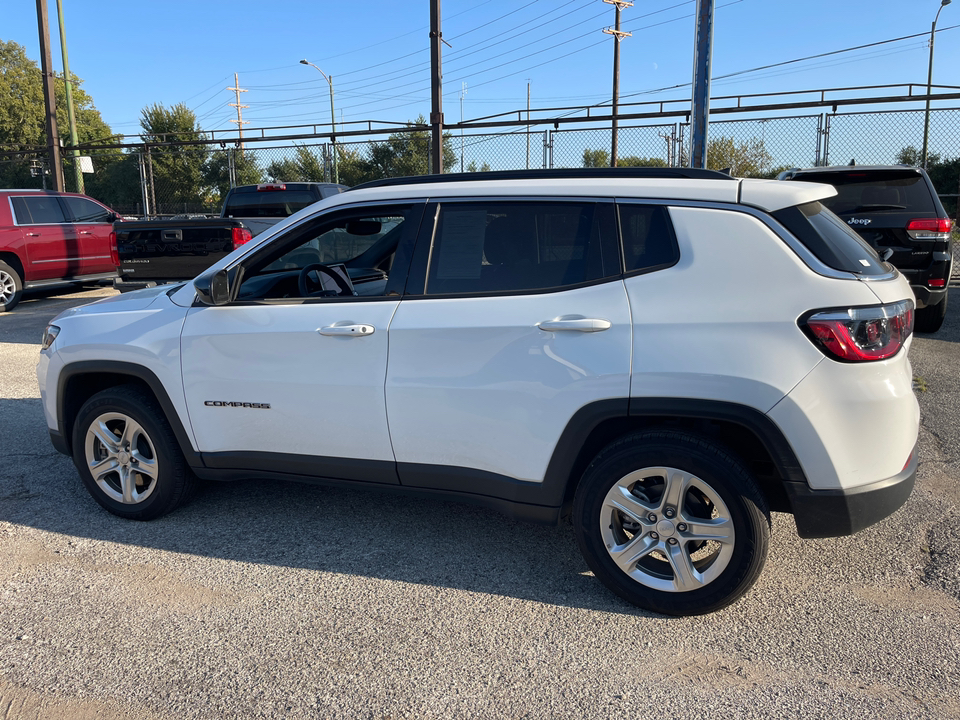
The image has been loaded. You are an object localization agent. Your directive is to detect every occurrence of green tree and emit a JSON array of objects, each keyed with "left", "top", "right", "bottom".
[
  {"left": 707, "top": 136, "right": 773, "bottom": 177},
  {"left": 265, "top": 145, "right": 327, "bottom": 182},
  {"left": 583, "top": 148, "right": 609, "bottom": 168},
  {"left": 206, "top": 148, "right": 262, "bottom": 202},
  {"left": 0, "top": 39, "right": 120, "bottom": 194},
  {"left": 139, "top": 102, "right": 209, "bottom": 212},
  {"left": 466, "top": 160, "right": 491, "bottom": 172},
  {"left": 896, "top": 145, "right": 960, "bottom": 217}
]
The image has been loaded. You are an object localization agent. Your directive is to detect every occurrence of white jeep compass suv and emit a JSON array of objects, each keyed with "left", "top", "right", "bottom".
[{"left": 37, "top": 168, "right": 919, "bottom": 615}]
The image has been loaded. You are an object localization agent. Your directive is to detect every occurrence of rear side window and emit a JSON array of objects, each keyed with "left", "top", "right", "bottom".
[
  {"left": 619, "top": 204, "right": 679, "bottom": 273},
  {"left": 795, "top": 170, "right": 936, "bottom": 216},
  {"left": 425, "top": 202, "right": 613, "bottom": 295},
  {"left": 223, "top": 190, "right": 319, "bottom": 218},
  {"left": 12, "top": 196, "right": 66, "bottom": 224},
  {"left": 773, "top": 201, "right": 888, "bottom": 276}
]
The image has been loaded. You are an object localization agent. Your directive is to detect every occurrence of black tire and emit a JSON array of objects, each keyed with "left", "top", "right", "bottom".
[
  {"left": 0, "top": 260, "right": 23, "bottom": 312},
  {"left": 915, "top": 293, "right": 947, "bottom": 334},
  {"left": 573, "top": 430, "right": 770, "bottom": 616},
  {"left": 71, "top": 385, "right": 196, "bottom": 520}
]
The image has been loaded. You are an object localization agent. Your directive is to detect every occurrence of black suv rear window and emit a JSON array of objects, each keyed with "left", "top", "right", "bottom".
[
  {"left": 772, "top": 201, "right": 888, "bottom": 276},
  {"left": 793, "top": 169, "right": 935, "bottom": 216},
  {"left": 223, "top": 190, "right": 319, "bottom": 218}
]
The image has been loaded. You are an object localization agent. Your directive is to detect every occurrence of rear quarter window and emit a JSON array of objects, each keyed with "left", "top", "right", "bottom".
[{"left": 772, "top": 201, "right": 889, "bottom": 276}]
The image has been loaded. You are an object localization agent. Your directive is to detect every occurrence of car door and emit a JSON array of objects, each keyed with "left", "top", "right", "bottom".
[
  {"left": 180, "top": 201, "right": 424, "bottom": 484},
  {"left": 60, "top": 195, "right": 116, "bottom": 275},
  {"left": 10, "top": 195, "right": 76, "bottom": 281},
  {"left": 385, "top": 198, "right": 631, "bottom": 495}
]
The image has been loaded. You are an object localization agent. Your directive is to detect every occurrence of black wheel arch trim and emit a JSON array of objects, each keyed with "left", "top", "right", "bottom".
[
  {"left": 627, "top": 397, "right": 809, "bottom": 487},
  {"left": 55, "top": 360, "right": 203, "bottom": 468}
]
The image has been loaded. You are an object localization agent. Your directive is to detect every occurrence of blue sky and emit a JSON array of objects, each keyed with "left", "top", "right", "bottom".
[{"left": 5, "top": 0, "right": 959, "bottom": 139}]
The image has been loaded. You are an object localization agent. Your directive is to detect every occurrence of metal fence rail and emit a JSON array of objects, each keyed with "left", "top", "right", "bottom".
[{"left": 2, "top": 105, "right": 959, "bottom": 218}]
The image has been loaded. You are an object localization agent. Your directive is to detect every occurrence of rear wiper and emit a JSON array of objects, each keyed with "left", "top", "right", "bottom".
[{"left": 836, "top": 204, "right": 907, "bottom": 214}]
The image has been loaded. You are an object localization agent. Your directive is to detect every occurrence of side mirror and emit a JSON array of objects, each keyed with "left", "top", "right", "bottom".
[
  {"left": 106, "top": 212, "right": 120, "bottom": 223},
  {"left": 194, "top": 268, "right": 232, "bottom": 306}
]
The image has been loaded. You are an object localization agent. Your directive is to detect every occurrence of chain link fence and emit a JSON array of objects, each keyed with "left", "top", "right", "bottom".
[{"left": 3, "top": 106, "right": 959, "bottom": 218}]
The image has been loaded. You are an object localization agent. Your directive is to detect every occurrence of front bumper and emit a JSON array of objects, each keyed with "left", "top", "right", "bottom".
[{"left": 784, "top": 447, "right": 916, "bottom": 538}]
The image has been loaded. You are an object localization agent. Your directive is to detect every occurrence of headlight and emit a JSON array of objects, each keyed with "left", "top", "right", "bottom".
[{"left": 41, "top": 325, "right": 60, "bottom": 351}]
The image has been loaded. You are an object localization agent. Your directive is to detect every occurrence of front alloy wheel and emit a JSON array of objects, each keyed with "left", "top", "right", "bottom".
[
  {"left": 84, "top": 412, "right": 160, "bottom": 504},
  {"left": 574, "top": 430, "right": 770, "bottom": 615}
]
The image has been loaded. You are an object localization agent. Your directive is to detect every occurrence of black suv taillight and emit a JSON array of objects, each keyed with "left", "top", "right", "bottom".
[
  {"left": 906, "top": 217, "right": 952, "bottom": 240},
  {"left": 801, "top": 300, "right": 914, "bottom": 362}
]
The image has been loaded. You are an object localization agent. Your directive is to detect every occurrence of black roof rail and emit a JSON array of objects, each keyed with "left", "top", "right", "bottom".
[{"left": 348, "top": 167, "right": 735, "bottom": 192}]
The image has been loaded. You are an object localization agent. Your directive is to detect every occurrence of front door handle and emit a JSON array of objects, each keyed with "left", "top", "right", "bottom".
[
  {"left": 318, "top": 324, "right": 375, "bottom": 336},
  {"left": 26, "top": 232, "right": 40, "bottom": 237},
  {"left": 537, "top": 316, "right": 612, "bottom": 333},
  {"left": 79, "top": 230, "right": 93, "bottom": 235}
]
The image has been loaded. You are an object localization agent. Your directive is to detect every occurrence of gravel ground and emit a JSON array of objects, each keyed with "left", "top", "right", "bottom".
[{"left": 0, "top": 285, "right": 958, "bottom": 720}]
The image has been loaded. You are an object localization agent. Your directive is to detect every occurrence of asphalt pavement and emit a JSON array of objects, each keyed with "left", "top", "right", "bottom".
[{"left": 0, "top": 284, "right": 958, "bottom": 720}]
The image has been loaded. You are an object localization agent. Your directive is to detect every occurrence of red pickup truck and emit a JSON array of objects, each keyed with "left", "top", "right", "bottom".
[{"left": 0, "top": 189, "right": 120, "bottom": 312}]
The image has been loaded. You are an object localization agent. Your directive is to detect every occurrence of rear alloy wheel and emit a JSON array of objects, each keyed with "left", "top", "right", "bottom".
[
  {"left": 72, "top": 385, "right": 195, "bottom": 520},
  {"left": 0, "top": 260, "right": 23, "bottom": 312},
  {"left": 915, "top": 293, "right": 947, "bottom": 334},
  {"left": 574, "top": 430, "right": 770, "bottom": 615}
]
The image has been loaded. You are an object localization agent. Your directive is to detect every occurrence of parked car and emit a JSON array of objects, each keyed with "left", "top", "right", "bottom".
[
  {"left": 37, "top": 168, "right": 919, "bottom": 615},
  {"left": 114, "top": 182, "right": 348, "bottom": 288},
  {"left": 0, "top": 189, "right": 120, "bottom": 312},
  {"left": 778, "top": 165, "right": 953, "bottom": 332}
]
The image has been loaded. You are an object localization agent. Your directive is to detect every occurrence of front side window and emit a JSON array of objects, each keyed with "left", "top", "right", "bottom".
[
  {"left": 62, "top": 196, "right": 112, "bottom": 223},
  {"left": 425, "top": 202, "right": 611, "bottom": 295},
  {"left": 236, "top": 204, "right": 417, "bottom": 301}
]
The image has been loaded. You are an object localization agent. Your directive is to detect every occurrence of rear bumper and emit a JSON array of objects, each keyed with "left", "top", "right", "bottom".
[
  {"left": 911, "top": 284, "right": 948, "bottom": 309},
  {"left": 784, "top": 447, "right": 916, "bottom": 538}
]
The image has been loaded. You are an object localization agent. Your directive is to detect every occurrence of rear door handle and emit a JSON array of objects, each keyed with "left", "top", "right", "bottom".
[
  {"left": 318, "top": 324, "right": 375, "bottom": 336},
  {"left": 26, "top": 232, "right": 40, "bottom": 237},
  {"left": 537, "top": 316, "right": 611, "bottom": 332},
  {"left": 79, "top": 230, "right": 93, "bottom": 235}
]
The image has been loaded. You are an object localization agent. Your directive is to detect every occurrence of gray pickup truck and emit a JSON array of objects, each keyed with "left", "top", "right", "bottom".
[{"left": 116, "top": 182, "right": 347, "bottom": 286}]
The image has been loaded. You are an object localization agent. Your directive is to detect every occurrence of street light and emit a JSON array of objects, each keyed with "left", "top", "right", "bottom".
[
  {"left": 300, "top": 59, "right": 338, "bottom": 183},
  {"left": 921, "top": 0, "right": 951, "bottom": 168}
]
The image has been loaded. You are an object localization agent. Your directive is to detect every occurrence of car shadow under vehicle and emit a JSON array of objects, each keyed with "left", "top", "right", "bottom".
[{"left": 0, "top": 396, "right": 660, "bottom": 617}]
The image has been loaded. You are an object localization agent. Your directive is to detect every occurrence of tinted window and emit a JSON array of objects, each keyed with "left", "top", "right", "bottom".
[
  {"left": 619, "top": 204, "right": 679, "bottom": 272},
  {"left": 773, "top": 201, "right": 888, "bottom": 276},
  {"left": 223, "top": 190, "right": 319, "bottom": 218},
  {"left": 795, "top": 170, "right": 935, "bottom": 215},
  {"left": 18, "top": 196, "right": 67, "bottom": 224},
  {"left": 62, "top": 196, "right": 112, "bottom": 223},
  {"left": 425, "top": 202, "right": 609, "bottom": 295}
]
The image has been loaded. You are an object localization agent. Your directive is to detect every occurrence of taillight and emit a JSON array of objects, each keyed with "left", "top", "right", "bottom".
[
  {"left": 801, "top": 300, "right": 914, "bottom": 362},
  {"left": 906, "top": 217, "right": 952, "bottom": 240},
  {"left": 109, "top": 231, "right": 119, "bottom": 266},
  {"left": 231, "top": 227, "right": 252, "bottom": 249}
]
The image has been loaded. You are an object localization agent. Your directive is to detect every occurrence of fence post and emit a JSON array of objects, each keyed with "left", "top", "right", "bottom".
[
  {"left": 546, "top": 130, "right": 554, "bottom": 169},
  {"left": 145, "top": 145, "right": 156, "bottom": 218},
  {"left": 228, "top": 148, "right": 237, "bottom": 188},
  {"left": 815, "top": 114, "right": 823, "bottom": 167},
  {"left": 137, "top": 152, "right": 150, "bottom": 219},
  {"left": 822, "top": 113, "right": 832, "bottom": 167}
]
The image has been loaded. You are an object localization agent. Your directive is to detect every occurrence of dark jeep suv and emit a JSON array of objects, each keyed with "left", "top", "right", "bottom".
[{"left": 779, "top": 165, "right": 953, "bottom": 332}]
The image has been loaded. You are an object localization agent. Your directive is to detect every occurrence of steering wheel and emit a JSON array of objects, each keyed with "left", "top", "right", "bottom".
[{"left": 297, "top": 263, "right": 354, "bottom": 297}]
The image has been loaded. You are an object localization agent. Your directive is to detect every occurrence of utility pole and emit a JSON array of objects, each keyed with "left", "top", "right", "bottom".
[
  {"left": 227, "top": 73, "right": 249, "bottom": 150},
  {"left": 36, "top": 0, "right": 64, "bottom": 192},
  {"left": 429, "top": 0, "right": 444, "bottom": 174},
  {"left": 604, "top": 0, "right": 632, "bottom": 168},
  {"left": 689, "top": 0, "right": 715, "bottom": 169},
  {"left": 922, "top": 0, "right": 952, "bottom": 168},
  {"left": 55, "top": 0, "right": 82, "bottom": 193}
]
